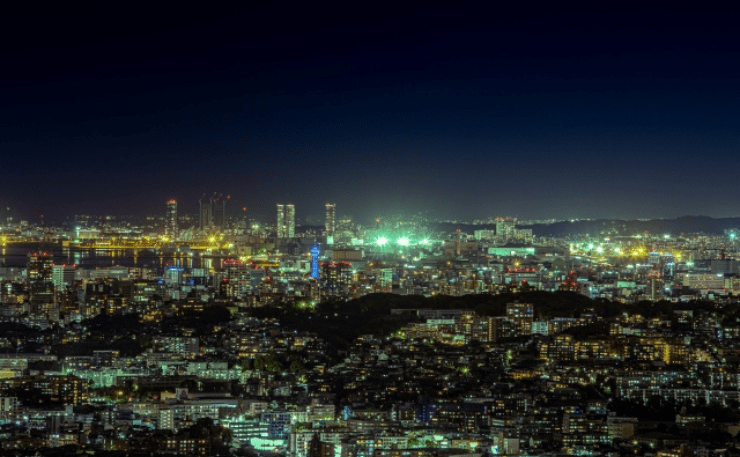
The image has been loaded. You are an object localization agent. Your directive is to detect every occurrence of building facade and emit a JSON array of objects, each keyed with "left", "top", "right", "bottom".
[{"left": 276, "top": 204, "right": 295, "bottom": 239}]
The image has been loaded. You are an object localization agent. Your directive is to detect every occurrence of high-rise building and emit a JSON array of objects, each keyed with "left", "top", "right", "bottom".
[
  {"left": 325, "top": 203, "right": 336, "bottom": 238},
  {"left": 28, "top": 251, "right": 55, "bottom": 310},
  {"left": 321, "top": 261, "right": 352, "bottom": 298},
  {"left": 200, "top": 193, "right": 227, "bottom": 231},
  {"left": 496, "top": 217, "right": 517, "bottom": 240},
  {"left": 276, "top": 204, "right": 295, "bottom": 239},
  {"left": 212, "top": 195, "right": 226, "bottom": 229},
  {"left": 199, "top": 194, "right": 212, "bottom": 231},
  {"left": 277, "top": 205, "right": 285, "bottom": 238},
  {"left": 52, "top": 265, "right": 76, "bottom": 291},
  {"left": 166, "top": 199, "right": 178, "bottom": 241},
  {"left": 222, "top": 259, "right": 250, "bottom": 299},
  {"left": 28, "top": 251, "right": 54, "bottom": 283}
]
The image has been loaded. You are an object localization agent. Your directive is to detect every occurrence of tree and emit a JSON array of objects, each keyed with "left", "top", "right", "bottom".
[
  {"left": 424, "top": 439, "right": 440, "bottom": 448},
  {"left": 290, "top": 359, "right": 304, "bottom": 373}
]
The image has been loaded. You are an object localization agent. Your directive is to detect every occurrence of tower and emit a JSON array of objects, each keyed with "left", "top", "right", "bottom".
[
  {"left": 310, "top": 241, "right": 320, "bottom": 280},
  {"left": 166, "top": 199, "right": 178, "bottom": 241},
  {"left": 276, "top": 204, "right": 295, "bottom": 239},
  {"left": 325, "top": 203, "right": 336, "bottom": 240}
]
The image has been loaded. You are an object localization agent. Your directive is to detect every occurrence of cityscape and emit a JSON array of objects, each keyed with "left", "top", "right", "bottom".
[
  {"left": 3, "top": 3, "right": 740, "bottom": 457},
  {"left": 2, "top": 200, "right": 740, "bottom": 457}
]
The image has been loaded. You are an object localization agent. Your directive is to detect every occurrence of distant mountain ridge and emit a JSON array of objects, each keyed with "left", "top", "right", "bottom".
[{"left": 434, "top": 216, "right": 740, "bottom": 237}]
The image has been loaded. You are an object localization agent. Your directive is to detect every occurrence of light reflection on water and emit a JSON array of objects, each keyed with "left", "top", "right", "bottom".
[{"left": 1, "top": 245, "right": 218, "bottom": 274}]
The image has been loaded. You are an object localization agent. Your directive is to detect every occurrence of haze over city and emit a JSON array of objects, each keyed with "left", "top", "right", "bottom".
[{"left": 2, "top": 4, "right": 740, "bottom": 222}]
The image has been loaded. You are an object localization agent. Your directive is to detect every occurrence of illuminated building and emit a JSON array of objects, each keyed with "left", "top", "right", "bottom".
[
  {"left": 682, "top": 273, "right": 725, "bottom": 292},
  {"left": 647, "top": 274, "right": 663, "bottom": 301},
  {"left": 52, "top": 265, "right": 75, "bottom": 291},
  {"left": 377, "top": 268, "right": 393, "bottom": 292},
  {"left": 276, "top": 203, "right": 295, "bottom": 239},
  {"left": 28, "top": 251, "right": 55, "bottom": 310},
  {"left": 152, "top": 336, "right": 199, "bottom": 358},
  {"left": 310, "top": 241, "right": 320, "bottom": 280},
  {"left": 222, "top": 258, "right": 250, "bottom": 298},
  {"left": 506, "top": 302, "right": 533, "bottom": 336},
  {"left": 325, "top": 203, "right": 336, "bottom": 241},
  {"left": 322, "top": 261, "right": 352, "bottom": 298},
  {"left": 166, "top": 199, "right": 178, "bottom": 240},
  {"left": 164, "top": 266, "right": 183, "bottom": 285},
  {"left": 495, "top": 217, "right": 516, "bottom": 240},
  {"left": 474, "top": 229, "right": 495, "bottom": 241}
]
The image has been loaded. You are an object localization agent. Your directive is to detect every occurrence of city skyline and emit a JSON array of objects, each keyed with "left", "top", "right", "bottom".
[
  {"left": 3, "top": 5, "right": 740, "bottom": 221},
  {"left": 6, "top": 5, "right": 740, "bottom": 453}
]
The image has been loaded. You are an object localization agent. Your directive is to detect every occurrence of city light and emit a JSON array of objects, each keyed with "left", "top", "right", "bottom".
[{"left": 3, "top": 8, "right": 738, "bottom": 453}]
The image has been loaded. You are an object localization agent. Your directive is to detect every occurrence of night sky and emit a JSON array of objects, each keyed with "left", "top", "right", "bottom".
[{"left": 2, "top": 4, "right": 739, "bottom": 224}]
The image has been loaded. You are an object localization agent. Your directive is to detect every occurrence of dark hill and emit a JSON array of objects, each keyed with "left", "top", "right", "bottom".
[{"left": 434, "top": 216, "right": 740, "bottom": 237}]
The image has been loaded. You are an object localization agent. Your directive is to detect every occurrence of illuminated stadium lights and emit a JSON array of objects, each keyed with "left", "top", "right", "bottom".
[
  {"left": 596, "top": 246, "right": 604, "bottom": 253},
  {"left": 397, "top": 237, "right": 410, "bottom": 246},
  {"left": 376, "top": 237, "right": 388, "bottom": 246}
]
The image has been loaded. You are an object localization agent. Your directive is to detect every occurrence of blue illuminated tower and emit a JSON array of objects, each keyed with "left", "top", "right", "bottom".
[{"left": 310, "top": 241, "right": 320, "bottom": 280}]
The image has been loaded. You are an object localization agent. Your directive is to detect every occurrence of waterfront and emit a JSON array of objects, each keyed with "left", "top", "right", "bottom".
[{"left": 0, "top": 243, "right": 217, "bottom": 273}]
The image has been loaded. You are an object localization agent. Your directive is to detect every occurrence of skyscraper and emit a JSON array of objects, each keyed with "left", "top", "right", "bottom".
[
  {"left": 212, "top": 195, "right": 226, "bottom": 229},
  {"left": 199, "top": 193, "right": 227, "bottom": 231},
  {"left": 199, "top": 194, "right": 212, "bottom": 231},
  {"left": 325, "top": 203, "right": 336, "bottom": 238},
  {"left": 166, "top": 199, "right": 178, "bottom": 241},
  {"left": 28, "top": 251, "right": 55, "bottom": 311},
  {"left": 276, "top": 204, "right": 295, "bottom": 239}
]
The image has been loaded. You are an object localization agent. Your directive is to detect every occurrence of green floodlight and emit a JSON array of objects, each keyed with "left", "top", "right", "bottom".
[
  {"left": 397, "top": 237, "right": 410, "bottom": 246},
  {"left": 376, "top": 236, "right": 388, "bottom": 246}
]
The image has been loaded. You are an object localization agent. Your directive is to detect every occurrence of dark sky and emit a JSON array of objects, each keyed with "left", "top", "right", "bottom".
[{"left": 2, "top": 3, "right": 739, "bottom": 224}]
